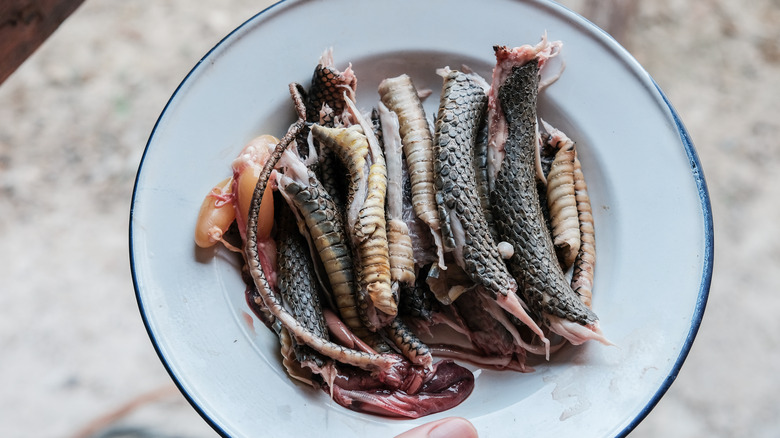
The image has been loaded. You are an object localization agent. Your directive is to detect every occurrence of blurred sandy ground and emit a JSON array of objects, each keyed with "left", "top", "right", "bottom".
[{"left": 0, "top": 0, "right": 778, "bottom": 436}]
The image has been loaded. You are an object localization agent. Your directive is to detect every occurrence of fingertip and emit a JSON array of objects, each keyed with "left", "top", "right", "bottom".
[
  {"left": 394, "top": 417, "right": 478, "bottom": 438},
  {"left": 428, "top": 417, "right": 478, "bottom": 438}
]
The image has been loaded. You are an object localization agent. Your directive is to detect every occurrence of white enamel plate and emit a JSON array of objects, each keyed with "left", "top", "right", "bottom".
[{"left": 130, "top": 0, "right": 713, "bottom": 436}]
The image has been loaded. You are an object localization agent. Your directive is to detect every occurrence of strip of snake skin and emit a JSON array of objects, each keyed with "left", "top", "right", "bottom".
[
  {"left": 278, "top": 172, "right": 376, "bottom": 337},
  {"left": 543, "top": 121, "right": 580, "bottom": 269},
  {"left": 379, "top": 75, "right": 444, "bottom": 270},
  {"left": 570, "top": 156, "right": 596, "bottom": 308},
  {"left": 378, "top": 102, "right": 417, "bottom": 285},
  {"left": 385, "top": 318, "right": 433, "bottom": 369},
  {"left": 306, "top": 49, "right": 355, "bottom": 209},
  {"left": 472, "top": 112, "right": 497, "bottom": 237},
  {"left": 277, "top": 205, "right": 329, "bottom": 341},
  {"left": 433, "top": 68, "right": 517, "bottom": 297},
  {"left": 311, "top": 124, "right": 396, "bottom": 323},
  {"left": 490, "top": 60, "right": 597, "bottom": 326},
  {"left": 243, "top": 117, "right": 397, "bottom": 372}
]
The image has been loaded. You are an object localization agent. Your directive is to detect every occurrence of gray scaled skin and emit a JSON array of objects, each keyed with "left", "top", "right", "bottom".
[
  {"left": 490, "top": 61, "right": 597, "bottom": 326},
  {"left": 385, "top": 318, "right": 432, "bottom": 368},
  {"left": 433, "top": 69, "right": 517, "bottom": 296},
  {"left": 398, "top": 281, "right": 435, "bottom": 323},
  {"left": 243, "top": 121, "right": 398, "bottom": 373},
  {"left": 277, "top": 205, "right": 330, "bottom": 367},
  {"left": 305, "top": 56, "right": 356, "bottom": 209},
  {"left": 276, "top": 206, "right": 329, "bottom": 340},
  {"left": 279, "top": 169, "right": 392, "bottom": 353},
  {"left": 472, "top": 114, "right": 497, "bottom": 238},
  {"left": 279, "top": 172, "right": 367, "bottom": 337}
]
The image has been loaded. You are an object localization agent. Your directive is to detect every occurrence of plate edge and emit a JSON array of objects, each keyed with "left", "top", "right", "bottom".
[
  {"left": 128, "top": 1, "right": 716, "bottom": 436},
  {"left": 128, "top": 2, "right": 289, "bottom": 437}
]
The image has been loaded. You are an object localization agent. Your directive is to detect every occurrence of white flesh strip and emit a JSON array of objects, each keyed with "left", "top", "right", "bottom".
[
  {"left": 379, "top": 102, "right": 404, "bottom": 220},
  {"left": 495, "top": 292, "right": 550, "bottom": 359},
  {"left": 476, "top": 289, "right": 549, "bottom": 357},
  {"left": 545, "top": 313, "right": 613, "bottom": 346}
]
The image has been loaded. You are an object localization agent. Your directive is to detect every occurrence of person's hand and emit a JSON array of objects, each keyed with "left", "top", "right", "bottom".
[{"left": 394, "top": 417, "right": 478, "bottom": 438}]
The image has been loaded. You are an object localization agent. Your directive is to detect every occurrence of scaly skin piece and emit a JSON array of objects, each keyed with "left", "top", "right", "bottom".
[
  {"left": 472, "top": 114, "right": 497, "bottom": 238},
  {"left": 385, "top": 318, "right": 433, "bottom": 369},
  {"left": 243, "top": 114, "right": 398, "bottom": 372},
  {"left": 378, "top": 102, "right": 416, "bottom": 285},
  {"left": 311, "top": 124, "right": 396, "bottom": 323},
  {"left": 571, "top": 155, "right": 596, "bottom": 308},
  {"left": 543, "top": 120, "right": 580, "bottom": 269},
  {"left": 387, "top": 219, "right": 416, "bottom": 284},
  {"left": 490, "top": 58, "right": 600, "bottom": 332},
  {"left": 306, "top": 49, "right": 356, "bottom": 207},
  {"left": 379, "top": 74, "right": 446, "bottom": 269},
  {"left": 276, "top": 215, "right": 340, "bottom": 364},
  {"left": 276, "top": 205, "right": 329, "bottom": 342},
  {"left": 277, "top": 171, "right": 373, "bottom": 340},
  {"left": 314, "top": 125, "right": 368, "bottom": 229},
  {"left": 307, "top": 48, "right": 357, "bottom": 124},
  {"left": 487, "top": 38, "right": 562, "bottom": 193},
  {"left": 359, "top": 161, "right": 395, "bottom": 317},
  {"left": 433, "top": 68, "right": 517, "bottom": 297},
  {"left": 398, "top": 280, "right": 435, "bottom": 323}
]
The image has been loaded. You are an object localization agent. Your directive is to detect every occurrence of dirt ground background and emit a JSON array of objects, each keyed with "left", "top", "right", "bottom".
[{"left": 1, "top": 0, "right": 778, "bottom": 436}]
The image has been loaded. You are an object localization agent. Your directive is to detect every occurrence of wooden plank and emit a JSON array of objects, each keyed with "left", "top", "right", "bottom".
[{"left": 0, "top": 0, "right": 86, "bottom": 84}]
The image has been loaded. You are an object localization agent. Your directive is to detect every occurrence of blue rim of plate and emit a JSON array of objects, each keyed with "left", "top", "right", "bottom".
[{"left": 129, "top": 1, "right": 714, "bottom": 436}]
